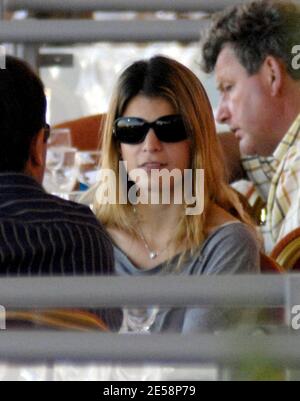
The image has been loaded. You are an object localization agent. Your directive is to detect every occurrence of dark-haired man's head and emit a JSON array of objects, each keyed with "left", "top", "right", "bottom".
[
  {"left": 202, "top": 0, "right": 300, "bottom": 156},
  {"left": 0, "top": 56, "right": 47, "bottom": 183}
]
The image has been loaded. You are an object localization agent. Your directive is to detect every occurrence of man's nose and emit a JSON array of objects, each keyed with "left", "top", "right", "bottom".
[
  {"left": 142, "top": 129, "right": 162, "bottom": 152},
  {"left": 215, "top": 100, "right": 231, "bottom": 125}
]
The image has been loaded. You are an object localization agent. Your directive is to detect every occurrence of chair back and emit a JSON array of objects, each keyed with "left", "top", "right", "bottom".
[
  {"left": 271, "top": 228, "right": 300, "bottom": 271},
  {"left": 260, "top": 253, "right": 283, "bottom": 274},
  {"left": 54, "top": 114, "right": 105, "bottom": 150},
  {"left": 6, "top": 309, "right": 108, "bottom": 331}
]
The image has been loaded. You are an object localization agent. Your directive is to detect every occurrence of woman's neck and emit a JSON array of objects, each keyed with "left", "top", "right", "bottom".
[{"left": 133, "top": 203, "right": 184, "bottom": 236}]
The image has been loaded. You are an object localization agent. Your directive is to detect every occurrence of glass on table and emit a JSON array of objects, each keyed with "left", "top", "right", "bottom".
[
  {"left": 51, "top": 191, "right": 82, "bottom": 203},
  {"left": 44, "top": 127, "right": 77, "bottom": 194},
  {"left": 44, "top": 147, "right": 78, "bottom": 193},
  {"left": 120, "top": 307, "right": 159, "bottom": 334},
  {"left": 75, "top": 151, "right": 102, "bottom": 189},
  {"left": 47, "top": 128, "right": 72, "bottom": 148}
]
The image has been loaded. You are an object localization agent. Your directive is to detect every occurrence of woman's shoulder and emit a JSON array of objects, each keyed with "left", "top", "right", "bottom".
[
  {"left": 205, "top": 203, "right": 258, "bottom": 246},
  {"left": 205, "top": 203, "right": 239, "bottom": 235},
  {"left": 206, "top": 221, "right": 257, "bottom": 245},
  {"left": 200, "top": 222, "right": 260, "bottom": 274}
]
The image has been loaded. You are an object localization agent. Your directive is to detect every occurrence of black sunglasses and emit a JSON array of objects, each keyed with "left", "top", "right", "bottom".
[{"left": 113, "top": 114, "right": 188, "bottom": 144}]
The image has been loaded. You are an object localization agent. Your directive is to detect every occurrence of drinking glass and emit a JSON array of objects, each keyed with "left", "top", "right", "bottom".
[
  {"left": 75, "top": 151, "right": 102, "bottom": 189},
  {"left": 48, "top": 128, "right": 72, "bottom": 148},
  {"left": 44, "top": 147, "right": 78, "bottom": 193},
  {"left": 120, "top": 307, "right": 159, "bottom": 334},
  {"left": 52, "top": 191, "right": 82, "bottom": 202}
]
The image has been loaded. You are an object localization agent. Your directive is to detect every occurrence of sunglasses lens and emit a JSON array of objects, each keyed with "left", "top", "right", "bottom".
[
  {"left": 114, "top": 115, "right": 187, "bottom": 144},
  {"left": 114, "top": 118, "right": 147, "bottom": 144},
  {"left": 155, "top": 116, "right": 187, "bottom": 142}
]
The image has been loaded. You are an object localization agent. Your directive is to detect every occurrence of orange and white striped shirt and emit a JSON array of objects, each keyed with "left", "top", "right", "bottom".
[{"left": 242, "top": 114, "right": 300, "bottom": 253}]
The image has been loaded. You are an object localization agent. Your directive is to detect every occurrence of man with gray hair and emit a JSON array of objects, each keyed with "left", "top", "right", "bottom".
[{"left": 201, "top": 0, "right": 300, "bottom": 253}]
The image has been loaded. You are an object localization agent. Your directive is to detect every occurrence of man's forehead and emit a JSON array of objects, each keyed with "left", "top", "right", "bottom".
[{"left": 215, "top": 45, "right": 244, "bottom": 81}]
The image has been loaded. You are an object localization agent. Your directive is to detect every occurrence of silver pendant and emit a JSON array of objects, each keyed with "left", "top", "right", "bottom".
[{"left": 149, "top": 251, "right": 157, "bottom": 260}]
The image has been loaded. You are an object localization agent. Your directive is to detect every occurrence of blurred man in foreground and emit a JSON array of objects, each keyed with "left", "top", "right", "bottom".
[{"left": 0, "top": 56, "right": 114, "bottom": 275}]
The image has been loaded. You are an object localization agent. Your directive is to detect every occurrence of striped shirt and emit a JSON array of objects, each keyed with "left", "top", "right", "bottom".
[
  {"left": 0, "top": 173, "right": 114, "bottom": 276},
  {"left": 242, "top": 113, "right": 300, "bottom": 253}
]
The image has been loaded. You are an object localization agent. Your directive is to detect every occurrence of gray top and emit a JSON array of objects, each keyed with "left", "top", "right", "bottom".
[{"left": 113, "top": 222, "right": 260, "bottom": 334}]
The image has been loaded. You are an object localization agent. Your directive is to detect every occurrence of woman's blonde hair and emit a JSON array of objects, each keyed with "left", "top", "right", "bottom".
[{"left": 95, "top": 55, "right": 253, "bottom": 258}]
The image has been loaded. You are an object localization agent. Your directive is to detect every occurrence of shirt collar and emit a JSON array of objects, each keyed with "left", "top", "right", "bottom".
[
  {"left": 273, "top": 113, "right": 300, "bottom": 163},
  {"left": 0, "top": 173, "right": 45, "bottom": 194}
]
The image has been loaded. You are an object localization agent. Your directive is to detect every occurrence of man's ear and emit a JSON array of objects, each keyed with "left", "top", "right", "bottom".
[
  {"left": 263, "top": 55, "right": 283, "bottom": 96},
  {"left": 29, "top": 128, "right": 46, "bottom": 167}
]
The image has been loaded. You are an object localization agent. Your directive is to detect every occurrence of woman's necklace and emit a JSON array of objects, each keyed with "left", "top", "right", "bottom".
[{"left": 132, "top": 207, "right": 170, "bottom": 260}]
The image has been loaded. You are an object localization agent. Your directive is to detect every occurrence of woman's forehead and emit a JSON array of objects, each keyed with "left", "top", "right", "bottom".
[{"left": 122, "top": 95, "right": 175, "bottom": 119}]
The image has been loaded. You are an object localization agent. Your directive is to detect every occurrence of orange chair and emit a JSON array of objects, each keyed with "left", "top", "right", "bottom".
[
  {"left": 54, "top": 114, "right": 105, "bottom": 151},
  {"left": 260, "top": 252, "right": 284, "bottom": 274},
  {"left": 271, "top": 228, "right": 300, "bottom": 271},
  {"left": 6, "top": 309, "right": 108, "bottom": 331}
]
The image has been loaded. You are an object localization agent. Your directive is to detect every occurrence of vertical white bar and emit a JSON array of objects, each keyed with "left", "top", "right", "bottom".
[
  {"left": 285, "top": 275, "right": 300, "bottom": 380},
  {"left": 0, "top": 306, "right": 6, "bottom": 330},
  {"left": 0, "top": 45, "right": 6, "bottom": 69}
]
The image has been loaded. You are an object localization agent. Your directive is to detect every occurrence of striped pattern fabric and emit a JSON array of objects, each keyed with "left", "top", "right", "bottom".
[
  {"left": 241, "top": 156, "right": 277, "bottom": 203},
  {"left": 241, "top": 114, "right": 300, "bottom": 253},
  {"left": 0, "top": 173, "right": 114, "bottom": 276}
]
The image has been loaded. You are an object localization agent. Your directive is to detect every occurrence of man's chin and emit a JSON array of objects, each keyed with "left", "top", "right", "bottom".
[{"left": 239, "top": 140, "right": 258, "bottom": 157}]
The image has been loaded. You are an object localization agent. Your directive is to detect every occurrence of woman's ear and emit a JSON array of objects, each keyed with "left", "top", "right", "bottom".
[{"left": 263, "top": 55, "right": 283, "bottom": 96}]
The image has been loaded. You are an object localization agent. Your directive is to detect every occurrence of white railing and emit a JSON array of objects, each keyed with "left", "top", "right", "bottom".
[
  {"left": 0, "top": 331, "right": 299, "bottom": 367},
  {"left": 5, "top": 0, "right": 252, "bottom": 13},
  {"left": 0, "top": 275, "right": 299, "bottom": 367},
  {"left": 0, "top": 275, "right": 289, "bottom": 308},
  {"left": 0, "top": 19, "right": 209, "bottom": 43}
]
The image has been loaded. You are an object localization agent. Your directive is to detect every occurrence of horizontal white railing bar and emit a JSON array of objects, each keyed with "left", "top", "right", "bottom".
[
  {"left": 0, "top": 276, "right": 291, "bottom": 308},
  {"left": 0, "top": 19, "right": 209, "bottom": 43},
  {"left": 0, "top": 331, "right": 300, "bottom": 366},
  {"left": 6, "top": 0, "right": 252, "bottom": 13}
]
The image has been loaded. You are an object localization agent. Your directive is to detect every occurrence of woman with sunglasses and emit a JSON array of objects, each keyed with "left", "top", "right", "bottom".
[{"left": 88, "top": 55, "right": 260, "bottom": 333}]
